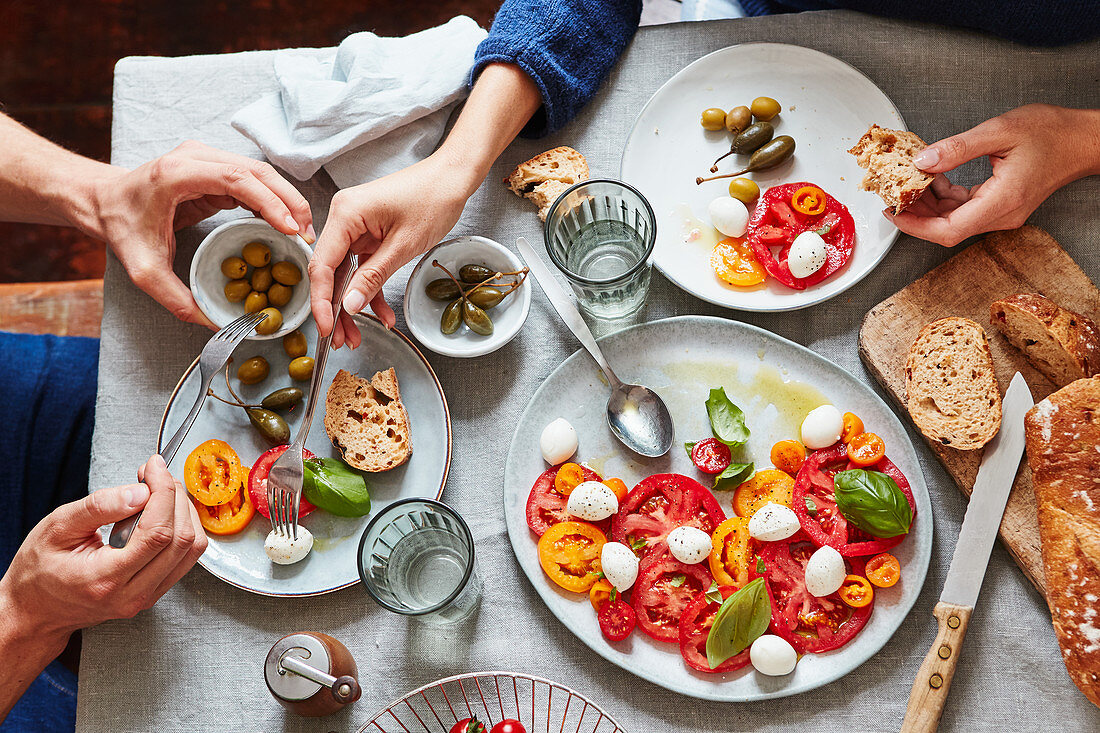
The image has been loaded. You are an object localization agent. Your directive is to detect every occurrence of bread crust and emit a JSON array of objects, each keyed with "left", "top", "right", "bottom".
[
  {"left": 323, "top": 368, "right": 411, "bottom": 472},
  {"left": 847, "top": 124, "right": 935, "bottom": 215},
  {"left": 991, "top": 293, "right": 1100, "bottom": 385},
  {"left": 504, "top": 146, "right": 589, "bottom": 220},
  {"left": 1024, "top": 377, "right": 1100, "bottom": 708}
]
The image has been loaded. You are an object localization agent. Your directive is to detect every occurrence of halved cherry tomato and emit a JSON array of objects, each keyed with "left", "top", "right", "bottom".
[
  {"left": 554, "top": 462, "right": 587, "bottom": 495},
  {"left": 838, "top": 575, "right": 874, "bottom": 607},
  {"left": 712, "top": 237, "right": 766, "bottom": 287},
  {"left": 611, "top": 474, "right": 726, "bottom": 559},
  {"left": 589, "top": 578, "right": 614, "bottom": 612},
  {"left": 791, "top": 185, "right": 827, "bottom": 215},
  {"left": 598, "top": 598, "right": 637, "bottom": 641},
  {"left": 865, "top": 552, "right": 901, "bottom": 588},
  {"left": 841, "top": 412, "right": 864, "bottom": 443},
  {"left": 691, "top": 438, "right": 732, "bottom": 474},
  {"left": 770, "top": 440, "right": 806, "bottom": 476},
  {"left": 526, "top": 464, "right": 604, "bottom": 536},
  {"left": 450, "top": 719, "right": 486, "bottom": 733},
  {"left": 847, "top": 432, "right": 886, "bottom": 467},
  {"left": 491, "top": 721, "right": 526, "bottom": 733},
  {"left": 679, "top": 585, "right": 753, "bottom": 673},
  {"left": 192, "top": 487, "right": 255, "bottom": 535},
  {"left": 184, "top": 439, "right": 247, "bottom": 506},
  {"left": 732, "top": 469, "right": 794, "bottom": 518},
  {"left": 538, "top": 521, "right": 606, "bottom": 593},
  {"left": 709, "top": 517, "right": 755, "bottom": 587},
  {"left": 631, "top": 549, "right": 714, "bottom": 642},
  {"left": 248, "top": 445, "right": 317, "bottom": 520},
  {"left": 602, "top": 478, "right": 629, "bottom": 502}
]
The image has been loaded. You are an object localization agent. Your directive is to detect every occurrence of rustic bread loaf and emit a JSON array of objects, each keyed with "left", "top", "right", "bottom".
[
  {"left": 323, "top": 368, "right": 411, "bottom": 472},
  {"left": 1024, "top": 376, "right": 1100, "bottom": 709},
  {"left": 847, "top": 124, "right": 935, "bottom": 215},
  {"left": 904, "top": 317, "right": 1002, "bottom": 449},
  {"left": 505, "top": 146, "right": 589, "bottom": 221},
  {"left": 991, "top": 293, "right": 1100, "bottom": 386}
]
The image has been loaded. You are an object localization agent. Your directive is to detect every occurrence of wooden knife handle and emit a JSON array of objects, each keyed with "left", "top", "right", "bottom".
[{"left": 900, "top": 601, "right": 974, "bottom": 733}]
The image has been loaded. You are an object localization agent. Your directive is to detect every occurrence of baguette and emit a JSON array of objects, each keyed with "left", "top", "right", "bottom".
[
  {"left": 990, "top": 293, "right": 1100, "bottom": 386},
  {"left": 847, "top": 124, "right": 935, "bottom": 215},
  {"left": 1024, "top": 376, "right": 1100, "bottom": 708},
  {"left": 323, "top": 368, "right": 411, "bottom": 472},
  {"left": 504, "top": 146, "right": 589, "bottom": 221}
]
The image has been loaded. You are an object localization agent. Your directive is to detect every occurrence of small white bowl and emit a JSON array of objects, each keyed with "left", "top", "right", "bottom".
[
  {"left": 190, "top": 218, "right": 313, "bottom": 340},
  {"left": 403, "top": 236, "right": 531, "bottom": 358}
]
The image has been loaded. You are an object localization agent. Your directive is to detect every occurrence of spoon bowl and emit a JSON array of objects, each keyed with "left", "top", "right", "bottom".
[{"left": 606, "top": 383, "right": 675, "bottom": 457}]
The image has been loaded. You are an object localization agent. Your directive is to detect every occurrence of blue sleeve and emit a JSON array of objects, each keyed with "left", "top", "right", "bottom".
[{"left": 471, "top": 0, "right": 644, "bottom": 137}]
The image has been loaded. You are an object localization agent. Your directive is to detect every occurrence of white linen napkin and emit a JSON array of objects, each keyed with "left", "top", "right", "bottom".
[{"left": 231, "top": 16, "right": 487, "bottom": 188}]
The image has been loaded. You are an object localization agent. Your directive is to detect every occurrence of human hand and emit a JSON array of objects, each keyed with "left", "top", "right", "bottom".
[
  {"left": 888, "top": 105, "right": 1100, "bottom": 246},
  {"left": 0, "top": 455, "right": 207, "bottom": 643},
  {"left": 87, "top": 141, "right": 314, "bottom": 325}
]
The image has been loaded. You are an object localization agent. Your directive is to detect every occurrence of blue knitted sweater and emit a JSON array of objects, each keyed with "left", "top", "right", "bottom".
[{"left": 471, "top": 0, "right": 1099, "bottom": 137}]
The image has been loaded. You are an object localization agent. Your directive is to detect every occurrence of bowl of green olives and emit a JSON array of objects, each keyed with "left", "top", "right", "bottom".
[
  {"left": 403, "top": 236, "right": 531, "bottom": 358},
  {"left": 189, "top": 217, "right": 313, "bottom": 340}
]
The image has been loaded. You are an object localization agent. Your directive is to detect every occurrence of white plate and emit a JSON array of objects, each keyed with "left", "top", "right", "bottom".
[
  {"left": 160, "top": 316, "right": 451, "bottom": 597},
  {"left": 620, "top": 43, "right": 905, "bottom": 311},
  {"left": 503, "top": 316, "right": 931, "bottom": 701}
]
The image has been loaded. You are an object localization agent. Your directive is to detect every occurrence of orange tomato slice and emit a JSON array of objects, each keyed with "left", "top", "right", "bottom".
[
  {"left": 732, "top": 469, "right": 795, "bottom": 518},
  {"left": 838, "top": 575, "right": 874, "bottom": 607},
  {"left": 791, "top": 185, "right": 827, "bottom": 215},
  {"left": 589, "top": 578, "right": 614, "bottom": 612},
  {"left": 865, "top": 553, "right": 901, "bottom": 588},
  {"left": 770, "top": 440, "right": 807, "bottom": 476},
  {"left": 538, "top": 521, "right": 606, "bottom": 593},
  {"left": 712, "top": 237, "right": 766, "bottom": 287},
  {"left": 192, "top": 488, "right": 255, "bottom": 535},
  {"left": 184, "top": 439, "right": 246, "bottom": 506},
  {"left": 709, "top": 517, "right": 755, "bottom": 587},
  {"left": 554, "top": 463, "right": 587, "bottom": 495},
  {"left": 841, "top": 412, "right": 865, "bottom": 443},
  {"left": 847, "top": 432, "right": 886, "bottom": 466},
  {"left": 602, "top": 478, "right": 629, "bottom": 503}
]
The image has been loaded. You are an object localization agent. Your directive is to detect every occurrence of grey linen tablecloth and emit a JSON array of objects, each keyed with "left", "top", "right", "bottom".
[{"left": 80, "top": 11, "right": 1100, "bottom": 732}]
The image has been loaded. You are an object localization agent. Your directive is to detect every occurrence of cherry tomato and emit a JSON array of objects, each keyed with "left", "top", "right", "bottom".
[
  {"left": 525, "top": 464, "right": 605, "bottom": 536},
  {"left": 709, "top": 517, "right": 755, "bottom": 587},
  {"left": 450, "top": 719, "right": 486, "bottom": 733},
  {"left": 538, "top": 521, "right": 606, "bottom": 593},
  {"left": 554, "top": 462, "right": 588, "bottom": 495},
  {"left": 865, "top": 552, "right": 901, "bottom": 588},
  {"left": 611, "top": 474, "right": 726, "bottom": 559},
  {"left": 184, "top": 439, "right": 246, "bottom": 506},
  {"left": 770, "top": 440, "right": 806, "bottom": 476},
  {"left": 589, "top": 578, "right": 614, "bottom": 612},
  {"left": 598, "top": 598, "right": 637, "bottom": 641},
  {"left": 631, "top": 550, "right": 714, "bottom": 643},
  {"left": 602, "top": 477, "right": 629, "bottom": 502},
  {"left": 847, "top": 432, "right": 886, "bottom": 467},
  {"left": 841, "top": 412, "right": 864, "bottom": 443},
  {"left": 491, "top": 721, "right": 526, "bottom": 733},
  {"left": 712, "top": 237, "right": 766, "bottom": 287},
  {"left": 691, "top": 438, "right": 732, "bottom": 474},
  {"left": 791, "top": 185, "right": 827, "bottom": 215},
  {"left": 192, "top": 488, "right": 254, "bottom": 535},
  {"left": 732, "top": 469, "right": 794, "bottom": 518},
  {"left": 839, "top": 574, "right": 874, "bottom": 608},
  {"left": 248, "top": 445, "right": 317, "bottom": 520}
]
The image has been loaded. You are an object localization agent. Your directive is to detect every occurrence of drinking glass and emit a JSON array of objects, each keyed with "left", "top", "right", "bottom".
[
  {"left": 543, "top": 179, "right": 657, "bottom": 319},
  {"left": 357, "top": 499, "right": 481, "bottom": 626}
]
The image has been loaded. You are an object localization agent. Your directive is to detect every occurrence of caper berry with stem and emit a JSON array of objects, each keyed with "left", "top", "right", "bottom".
[
  {"left": 248, "top": 408, "right": 289, "bottom": 445},
  {"left": 261, "top": 387, "right": 304, "bottom": 410},
  {"left": 462, "top": 299, "right": 494, "bottom": 336},
  {"left": 426, "top": 278, "right": 463, "bottom": 301},
  {"left": 467, "top": 285, "right": 506, "bottom": 309},
  {"left": 459, "top": 264, "right": 496, "bottom": 284},
  {"left": 697, "top": 136, "right": 796, "bottom": 184},
  {"left": 440, "top": 298, "right": 463, "bottom": 335}
]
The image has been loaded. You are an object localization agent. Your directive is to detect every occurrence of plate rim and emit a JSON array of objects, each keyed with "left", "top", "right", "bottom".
[
  {"left": 619, "top": 41, "right": 907, "bottom": 313},
  {"left": 503, "top": 314, "right": 932, "bottom": 701},
  {"left": 159, "top": 314, "right": 453, "bottom": 598}
]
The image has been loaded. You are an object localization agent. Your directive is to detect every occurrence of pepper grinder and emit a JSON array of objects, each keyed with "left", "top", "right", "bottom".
[{"left": 265, "top": 632, "right": 361, "bottom": 717}]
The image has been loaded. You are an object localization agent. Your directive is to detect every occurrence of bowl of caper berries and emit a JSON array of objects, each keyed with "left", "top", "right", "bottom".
[{"left": 190, "top": 217, "right": 313, "bottom": 340}]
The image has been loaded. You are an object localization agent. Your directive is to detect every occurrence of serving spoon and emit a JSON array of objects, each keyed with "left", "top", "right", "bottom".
[{"left": 516, "top": 237, "right": 673, "bottom": 457}]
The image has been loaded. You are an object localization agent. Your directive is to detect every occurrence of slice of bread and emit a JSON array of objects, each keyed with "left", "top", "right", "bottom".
[
  {"left": 904, "top": 317, "right": 1002, "bottom": 450},
  {"left": 505, "top": 146, "right": 589, "bottom": 221},
  {"left": 990, "top": 293, "right": 1100, "bottom": 386},
  {"left": 847, "top": 124, "right": 935, "bottom": 215},
  {"left": 323, "top": 368, "right": 411, "bottom": 472}
]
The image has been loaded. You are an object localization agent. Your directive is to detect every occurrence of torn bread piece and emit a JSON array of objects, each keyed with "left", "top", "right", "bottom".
[
  {"left": 505, "top": 146, "right": 589, "bottom": 221},
  {"left": 848, "top": 124, "right": 935, "bottom": 215},
  {"left": 323, "top": 368, "right": 411, "bottom": 472},
  {"left": 991, "top": 292, "right": 1100, "bottom": 386}
]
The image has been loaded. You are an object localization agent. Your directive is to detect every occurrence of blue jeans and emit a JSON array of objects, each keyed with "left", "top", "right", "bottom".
[{"left": 0, "top": 332, "right": 98, "bottom": 733}]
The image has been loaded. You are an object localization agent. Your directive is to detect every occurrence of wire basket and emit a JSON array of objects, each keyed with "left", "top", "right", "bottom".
[{"left": 358, "top": 671, "right": 628, "bottom": 733}]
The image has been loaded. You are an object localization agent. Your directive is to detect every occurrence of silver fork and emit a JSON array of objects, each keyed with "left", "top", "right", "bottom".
[
  {"left": 108, "top": 311, "right": 268, "bottom": 548},
  {"left": 268, "top": 255, "right": 357, "bottom": 540}
]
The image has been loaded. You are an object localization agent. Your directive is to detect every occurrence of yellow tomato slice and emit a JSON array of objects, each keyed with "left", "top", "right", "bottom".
[
  {"left": 712, "top": 237, "right": 766, "bottom": 287},
  {"left": 839, "top": 575, "right": 874, "bottom": 607},
  {"left": 770, "top": 440, "right": 807, "bottom": 476},
  {"left": 538, "top": 521, "right": 606, "bottom": 593},
  {"left": 192, "top": 488, "right": 255, "bottom": 535},
  {"left": 709, "top": 517, "right": 755, "bottom": 587},
  {"left": 184, "top": 439, "right": 246, "bottom": 506},
  {"left": 554, "top": 462, "right": 587, "bottom": 495},
  {"left": 732, "top": 469, "right": 795, "bottom": 518}
]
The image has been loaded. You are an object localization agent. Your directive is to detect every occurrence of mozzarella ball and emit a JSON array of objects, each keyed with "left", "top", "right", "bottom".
[
  {"left": 601, "top": 541, "right": 640, "bottom": 591},
  {"left": 750, "top": 634, "right": 798, "bottom": 676},
  {"left": 748, "top": 502, "right": 801, "bottom": 541},
  {"left": 800, "top": 405, "right": 843, "bottom": 449},
  {"left": 567, "top": 481, "right": 619, "bottom": 521},
  {"left": 787, "top": 231, "right": 828, "bottom": 279},
  {"left": 708, "top": 197, "right": 750, "bottom": 238},
  {"left": 264, "top": 527, "right": 314, "bottom": 565},
  {"left": 805, "top": 545, "right": 846, "bottom": 597},
  {"left": 540, "top": 418, "right": 578, "bottom": 465},
  {"left": 667, "top": 526, "right": 712, "bottom": 564}
]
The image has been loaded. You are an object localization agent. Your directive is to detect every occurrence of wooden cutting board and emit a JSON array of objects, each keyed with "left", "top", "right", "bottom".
[{"left": 859, "top": 226, "right": 1100, "bottom": 600}]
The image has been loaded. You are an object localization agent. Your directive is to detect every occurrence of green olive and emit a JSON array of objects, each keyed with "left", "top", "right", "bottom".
[
  {"left": 288, "top": 356, "right": 315, "bottom": 381},
  {"left": 700, "top": 107, "right": 726, "bottom": 131},
  {"left": 261, "top": 387, "right": 304, "bottom": 410},
  {"left": 254, "top": 307, "right": 283, "bottom": 335},
  {"left": 724, "top": 106, "right": 752, "bottom": 135},
  {"left": 250, "top": 265, "right": 273, "bottom": 293},
  {"left": 271, "top": 261, "right": 302, "bottom": 286},
  {"left": 220, "top": 256, "right": 247, "bottom": 279},
  {"left": 268, "top": 282, "right": 292, "bottom": 307},
  {"left": 743, "top": 135, "right": 796, "bottom": 174},
  {"left": 247, "top": 408, "right": 289, "bottom": 445},
  {"left": 467, "top": 285, "right": 506, "bottom": 309},
  {"left": 242, "top": 241, "right": 271, "bottom": 268},
  {"left": 244, "top": 291, "right": 268, "bottom": 314},
  {"left": 440, "top": 298, "right": 463, "bottom": 335},
  {"left": 727, "top": 178, "right": 761, "bottom": 204},
  {"left": 731, "top": 121, "right": 775, "bottom": 155},
  {"left": 425, "top": 278, "right": 463, "bottom": 301},
  {"left": 459, "top": 264, "right": 495, "bottom": 284},
  {"left": 750, "top": 96, "right": 781, "bottom": 122},
  {"left": 237, "top": 356, "right": 270, "bottom": 385},
  {"left": 224, "top": 279, "right": 251, "bottom": 303},
  {"left": 283, "top": 330, "right": 307, "bottom": 358},
  {"left": 462, "top": 299, "right": 494, "bottom": 336}
]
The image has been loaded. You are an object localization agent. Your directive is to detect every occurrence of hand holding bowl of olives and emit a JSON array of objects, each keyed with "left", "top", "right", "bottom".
[{"left": 189, "top": 217, "right": 313, "bottom": 340}]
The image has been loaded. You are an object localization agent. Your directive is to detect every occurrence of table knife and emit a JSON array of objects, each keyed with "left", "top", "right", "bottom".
[{"left": 900, "top": 371, "right": 1033, "bottom": 732}]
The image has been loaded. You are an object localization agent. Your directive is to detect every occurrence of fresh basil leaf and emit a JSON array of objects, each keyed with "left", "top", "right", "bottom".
[
  {"left": 805, "top": 497, "right": 817, "bottom": 515},
  {"left": 706, "top": 577, "right": 771, "bottom": 669},
  {"left": 609, "top": 588, "right": 618, "bottom": 603},
  {"left": 756, "top": 556, "right": 766, "bottom": 574},
  {"left": 630, "top": 537, "right": 648, "bottom": 551},
  {"left": 302, "top": 457, "right": 372, "bottom": 517},
  {"left": 705, "top": 388, "right": 750, "bottom": 447},
  {"left": 669, "top": 573, "right": 687, "bottom": 588},
  {"left": 713, "top": 462, "right": 754, "bottom": 491},
  {"left": 705, "top": 582, "right": 723, "bottom": 604},
  {"left": 814, "top": 222, "right": 833, "bottom": 236},
  {"left": 684, "top": 442, "right": 697, "bottom": 458},
  {"left": 833, "top": 469, "right": 912, "bottom": 538}
]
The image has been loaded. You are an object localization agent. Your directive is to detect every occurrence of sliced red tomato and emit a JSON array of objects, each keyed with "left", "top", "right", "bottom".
[
  {"left": 598, "top": 598, "right": 637, "bottom": 641},
  {"left": 611, "top": 474, "right": 726, "bottom": 559},
  {"left": 691, "top": 438, "right": 732, "bottom": 474},
  {"left": 630, "top": 550, "right": 714, "bottom": 643},
  {"left": 746, "top": 182, "right": 856, "bottom": 290},
  {"left": 248, "top": 445, "right": 317, "bottom": 520},
  {"left": 525, "top": 464, "right": 605, "bottom": 536},
  {"left": 678, "top": 585, "right": 753, "bottom": 673},
  {"left": 760, "top": 538, "right": 873, "bottom": 654}
]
